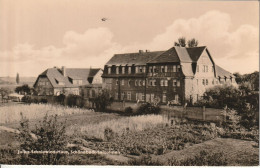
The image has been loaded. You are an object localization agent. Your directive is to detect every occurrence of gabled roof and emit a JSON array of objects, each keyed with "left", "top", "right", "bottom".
[
  {"left": 215, "top": 65, "right": 234, "bottom": 78},
  {"left": 34, "top": 68, "right": 102, "bottom": 88},
  {"left": 105, "top": 51, "right": 164, "bottom": 66},
  {"left": 186, "top": 46, "right": 206, "bottom": 62},
  {"left": 148, "top": 47, "right": 179, "bottom": 64}
]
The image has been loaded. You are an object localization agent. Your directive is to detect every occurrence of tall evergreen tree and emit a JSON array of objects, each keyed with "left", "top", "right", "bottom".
[{"left": 16, "top": 73, "right": 20, "bottom": 84}]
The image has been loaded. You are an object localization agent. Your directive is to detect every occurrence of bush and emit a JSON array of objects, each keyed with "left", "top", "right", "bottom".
[
  {"left": 136, "top": 103, "right": 160, "bottom": 115},
  {"left": 21, "top": 95, "right": 32, "bottom": 103},
  {"left": 18, "top": 113, "right": 68, "bottom": 164},
  {"left": 93, "top": 89, "right": 113, "bottom": 111},
  {"left": 124, "top": 107, "right": 133, "bottom": 113},
  {"left": 40, "top": 98, "right": 48, "bottom": 104},
  {"left": 65, "top": 94, "right": 84, "bottom": 108}
]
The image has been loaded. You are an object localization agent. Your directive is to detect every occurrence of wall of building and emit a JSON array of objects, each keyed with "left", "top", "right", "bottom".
[{"left": 34, "top": 77, "right": 53, "bottom": 95}]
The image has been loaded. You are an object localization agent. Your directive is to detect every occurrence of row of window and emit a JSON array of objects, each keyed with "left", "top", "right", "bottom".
[
  {"left": 38, "top": 81, "right": 49, "bottom": 86},
  {"left": 197, "top": 65, "right": 214, "bottom": 73},
  {"left": 114, "top": 91, "right": 180, "bottom": 103},
  {"left": 115, "top": 79, "right": 181, "bottom": 87},
  {"left": 107, "top": 65, "right": 182, "bottom": 74}
]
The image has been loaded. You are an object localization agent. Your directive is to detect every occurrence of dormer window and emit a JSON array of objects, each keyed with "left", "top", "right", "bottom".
[
  {"left": 116, "top": 67, "right": 119, "bottom": 74},
  {"left": 122, "top": 67, "right": 125, "bottom": 74},
  {"left": 135, "top": 66, "right": 139, "bottom": 73},
  {"left": 128, "top": 66, "right": 131, "bottom": 74},
  {"left": 108, "top": 67, "right": 111, "bottom": 74}
]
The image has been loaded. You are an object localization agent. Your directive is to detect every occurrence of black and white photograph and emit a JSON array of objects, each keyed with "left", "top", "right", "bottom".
[{"left": 0, "top": 0, "right": 259, "bottom": 166}]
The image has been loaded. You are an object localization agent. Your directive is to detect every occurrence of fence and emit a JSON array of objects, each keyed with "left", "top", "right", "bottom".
[
  {"left": 161, "top": 105, "right": 226, "bottom": 122},
  {"left": 108, "top": 101, "right": 225, "bottom": 122}
]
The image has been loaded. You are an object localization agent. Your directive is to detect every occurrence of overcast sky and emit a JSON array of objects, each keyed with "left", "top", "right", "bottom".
[{"left": 0, "top": 0, "right": 259, "bottom": 77}]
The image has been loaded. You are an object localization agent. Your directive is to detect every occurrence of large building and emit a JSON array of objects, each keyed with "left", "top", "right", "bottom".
[
  {"left": 34, "top": 66, "right": 102, "bottom": 96},
  {"left": 102, "top": 46, "right": 237, "bottom": 105}
]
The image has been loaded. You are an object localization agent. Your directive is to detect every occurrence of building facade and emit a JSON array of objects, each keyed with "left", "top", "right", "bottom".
[
  {"left": 34, "top": 66, "right": 102, "bottom": 97},
  {"left": 102, "top": 46, "right": 237, "bottom": 105}
]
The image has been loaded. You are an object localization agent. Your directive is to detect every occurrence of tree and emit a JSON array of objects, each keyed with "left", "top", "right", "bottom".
[
  {"left": 174, "top": 37, "right": 199, "bottom": 47},
  {"left": 187, "top": 38, "right": 199, "bottom": 47},
  {"left": 16, "top": 73, "right": 20, "bottom": 84},
  {"left": 18, "top": 113, "right": 68, "bottom": 164},
  {"left": 15, "top": 84, "right": 31, "bottom": 95},
  {"left": 174, "top": 37, "right": 186, "bottom": 47},
  {"left": 0, "top": 87, "right": 11, "bottom": 103},
  {"left": 93, "top": 89, "right": 113, "bottom": 111}
]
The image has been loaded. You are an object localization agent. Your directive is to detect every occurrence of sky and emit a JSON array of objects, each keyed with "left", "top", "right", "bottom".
[{"left": 0, "top": 0, "right": 259, "bottom": 77}]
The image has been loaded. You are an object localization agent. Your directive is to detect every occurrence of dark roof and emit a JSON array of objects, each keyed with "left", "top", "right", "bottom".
[
  {"left": 148, "top": 47, "right": 179, "bottom": 63},
  {"left": 105, "top": 51, "right": 164, "bottom": 66},
  {"left": 215, "top": 65, "right": 234, "bottom": 78},
  {"left": 35, "top": 68, "right": 101, "bottom": 88},
  {"left": 186, "top": 46, "right": 206, "bottom": 62}
]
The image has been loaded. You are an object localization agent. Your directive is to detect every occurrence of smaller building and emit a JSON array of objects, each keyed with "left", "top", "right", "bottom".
[{"left": 34, "top": 66, "right": 102, "bottom": 97}]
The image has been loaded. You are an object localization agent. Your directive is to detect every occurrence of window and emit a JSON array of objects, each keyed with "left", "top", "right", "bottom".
[
  {"left": 153, "top": 80, "right": 156, "bottom": 86},
  {"left": 160, "top": 80, "right": 163, "bottom": 86},
  {"left": 149, "top": 80, "right": 153, "bottom": 86},
  {"left": 128, "top": 80, "right": 131, "bottom": 86},
  {"left": 122, "top": 67, "right": 125, "bottom": 74},
  {"left": 197, "top": 65, "right": 199, "bottom": 72},
  {"left": 135, "top": 66, "right": 139, "bottom": 73},
  {"left": 121, "top": 79, "right": 124, "bottom": 85},
  {"left": 116, "top": 67, "right": 119, "bottom": 74},
  {"left": 202, "top": 79, "right": 205, "bottom": 85},
  {"left": 143, "top": 80, "right": 145, "bottom": 86},
  {"left": 153, "top": 66, "right": 157, "bottom": 73},
  {"left": 161, "top": 66, "right": 165, "bottom": 73},
  {"left": 121, "top": 92, "right": 125, "bottom": 100},
  {"left": 165, "top": 66, "right": 167, "bottom": 72},
  {"left": 165, "top": 80, "right": 168, "bottom": 86},
  {"left": 162, "top": 93, "right": 166, "bottom": 103},
  {"left": 173, "top": 79, "right": 177, "bottom": 86},
  {"left": 177, "top": 65, "right": 181, "bottom": 72},
  {"left": 127, "top": 92, "right": 131, "bottom": 100},
  {"left": 139, "top": 67, "right": 143, "bottom": 73},
  {"left": 141, "top": 93, "right": 145, "bottom": 101},
  {"left": 177, "top": 80, "right": 180, "bottom": 87},
  {"left": 206, "top": 79, "right": 208, "bottom": 85},
  {"left": 149, "top": 66, "right": 153, "bottom": 73},
  {"left": 206, "top": 66, "right": 208, "bottom": 72},
  {"left": 173, "top": 65, "right": 176, "bottom": 72},
  {"left": 139, "top": 80, "right": 142, "bottom": 86},
  {"left": 135, "top": 80, "right": 138, "bottom": 86},
  {"left": 116, "top": 80, "right": 119, "bottom": 85},
  {"left": 143, "top": 66, "right": 146, "bottom": 73},
  {"left": 128, "top": 67, "right": 131, "bottom": 74},
  {"left": 175, "top": 94, "right": 179, "bottom": 102},
  {"left": 108, "top": 67, "right": 111, "bottom": 74}
]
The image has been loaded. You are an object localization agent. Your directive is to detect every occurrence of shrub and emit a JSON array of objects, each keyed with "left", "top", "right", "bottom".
[
  {"left": 136, "top": 103, "right": 160, "bottom": 115},
  {"left": 18, "top": 113, "right": 68, "bottom": 164},
  {"left": 21, "top": 95, "right": 32, "bottom": 103},
  {"left": 93, "top": 89, "right": 113, "bottom": 111},
  {"left": 104, "top": 128, "right": 115, "bottom": 141},
  {"left": 124, "top": 107, "right": 133, "bottom": 113},
  {"left": 40, "top": 98, "right": 48, "bottom": 104},
  {"left": 65, "top": 94, "right": 84, "bottom": 108}
]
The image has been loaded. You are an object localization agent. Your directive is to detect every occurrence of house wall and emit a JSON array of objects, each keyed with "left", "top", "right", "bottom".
[
  {"left": 92, "top": 70, "right": 103, "bottom": 84},
  {"left": 34, "top": 77, "right": 53, "bottom": 95}
]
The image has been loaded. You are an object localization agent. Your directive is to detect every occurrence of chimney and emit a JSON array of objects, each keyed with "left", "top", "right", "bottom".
[
  {"left": 139, "top": 50, "right": 143, "bottom": 53},
  {"left": 61, "top": 66, "right": 66, "bottom": 76},
  {"left": 146, "top": 50, "right": 150, "bottom": 52}
]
